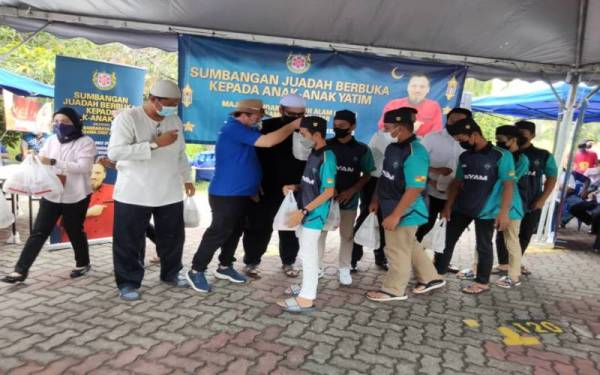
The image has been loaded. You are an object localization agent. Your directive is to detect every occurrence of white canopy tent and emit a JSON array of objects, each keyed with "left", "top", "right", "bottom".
[{"left": 1, "top": 0, "right": 599, "bottom": 244}]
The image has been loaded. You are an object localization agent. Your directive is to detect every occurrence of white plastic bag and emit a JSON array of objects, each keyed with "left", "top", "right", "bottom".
[
  {"left": 0, "top": 194, "right": 14, "bottom": 229},
  {"left": 273, "top": 192, "right": 300, "bottom": 231},
  {"left": 183, "top": 196, "right": 200, "bottom": 228},
  {"left": 430, "top": 219, "right": 447, "bottom": 254},
  {"left": 292, "top": 131, "right": 312, "bottom": 161},
  {"left": 3, "top": 155, "right": 63, "bottom": 197},
  {"left": 323, "top": 200, "right": 341, "bottom": 231},
  {"left": 354, "top": 212, "right": 380, "bottom": 250}
]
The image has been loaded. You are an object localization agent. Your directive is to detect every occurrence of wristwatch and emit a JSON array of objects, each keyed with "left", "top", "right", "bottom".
[
  {"left": 301, "top": 208, "right": 309, "bottom": 216},
  {"left": 150, "top": 142, "right": 159, "bottom": 150},
  {"left": 50, "top": 158, "right": 57, "bottom": 166}
]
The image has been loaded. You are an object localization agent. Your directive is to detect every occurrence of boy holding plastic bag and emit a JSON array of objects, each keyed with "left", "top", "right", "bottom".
[
  {"left": 366, "top": 108, "right": 445, "bottom": 302},
  {"left": 277, "top": 116, "right": 336, "bottom": 313},
  {"left": 319, "top": 110, "right": 375, "bottom": 285}
]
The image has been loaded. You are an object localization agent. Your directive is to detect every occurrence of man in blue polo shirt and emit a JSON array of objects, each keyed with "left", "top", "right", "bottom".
[
  {"left": 366, "top": 107, "right": 445, "bottom": 302},
  {"left": 436, "top": 118, "right": 515, "bottom": 294},
  {"left": 187, "top": 99, "right": 301, "bottom": 293}
]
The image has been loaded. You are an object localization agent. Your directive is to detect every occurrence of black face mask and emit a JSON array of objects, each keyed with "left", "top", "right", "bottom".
[
  {"left": 333, "top": 128, "right": 351, "bottom": 139},
  {"left": 460, "top": 141, "right": 475, "bottom": 151},
  {"left": 517, "top": 136, "right": 528, "bottom": 147},
  {"left": 496, "top": 141, "right": 509, "bottom": 150}
]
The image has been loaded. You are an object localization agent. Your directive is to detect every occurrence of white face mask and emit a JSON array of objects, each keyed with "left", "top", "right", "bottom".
[
  {"left": 299, "top": 135, "right": 315, "bottom": 148},
  {"left": 383, "top": 131, "right": 397, "bottom": 143},
  {"left": 292, "top": 131, "right": 313, "bottom": 161}
]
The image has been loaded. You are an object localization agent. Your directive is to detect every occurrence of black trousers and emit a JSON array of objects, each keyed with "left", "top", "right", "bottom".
[
  {"left": 242, "top": 192, "right": 299, "bottom": 266},
  {"left": 113, "top": 200, "right": 184, "bottom": 289},
  {"left": 416, "top": 195, "right": 447, "bottom": 242},
  {"left": 351, "top": 177, "right": 387, "bottom": 266},
  {"left": 433, "top": 211, "right": 495, "bottom": 284},
  {"left": 192, "top": 195, "right": 251, "bottom": 272},
  {"left": 15, "top": 196, "right": 91, "bottom": 275},
  {"left": 496, "top": 208, "right": 544, "bottom": 264}
]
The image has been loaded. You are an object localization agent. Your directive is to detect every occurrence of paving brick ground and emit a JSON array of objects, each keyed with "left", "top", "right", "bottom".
[{"left": 1, "top": 194, "right": 600, "bottom": 374}]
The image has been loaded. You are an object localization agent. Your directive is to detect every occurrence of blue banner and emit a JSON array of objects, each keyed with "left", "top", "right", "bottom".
[
  {"left": 179, "top": 35, "right": 467, "bottom": 143},
  {"left": 53, "top": 56, "right": 146, "bottom": 245}
]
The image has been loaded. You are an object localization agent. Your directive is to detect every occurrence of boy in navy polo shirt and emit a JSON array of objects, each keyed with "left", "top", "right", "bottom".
[
  {"left": 187, "top": 99, "right": 301, "bottom": 294},
  {"left": 320, "top": 110, "right": 375, "bottom": 286},
  {"left": 277, "top": 116, "right": 337, "bottom": 313},
  {"left": 366, "top": 107, "right": 445, "bottom": 302},
  {"left": 436, "top": 118, "right": 515, "bottom": 294}
]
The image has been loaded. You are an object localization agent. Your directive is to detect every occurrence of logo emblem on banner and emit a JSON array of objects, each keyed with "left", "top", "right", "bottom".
[
  {"left": 182, "top": 85, "right": 193, "bottom": 108},
  {"left": 287, "top": 53, "right": 311, "bottom": 74},
  {"left": 92, "top": 71, "right": 117, "bottom": 91},
  {"left": 446, "top": 75, "right": 458, "bottom": 100}
]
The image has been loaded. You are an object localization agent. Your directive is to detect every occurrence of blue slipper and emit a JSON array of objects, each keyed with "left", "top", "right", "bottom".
[
  {"left": 279, "top": 297, "right": 315, "bottom": 313},
  {"left": 119, "top": 286, "right": 141, "bottom": 301}
]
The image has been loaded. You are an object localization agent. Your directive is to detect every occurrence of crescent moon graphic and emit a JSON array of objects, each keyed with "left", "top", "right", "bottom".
[{"left": 391, "top": 67, "right": 404, "bottom": 80}]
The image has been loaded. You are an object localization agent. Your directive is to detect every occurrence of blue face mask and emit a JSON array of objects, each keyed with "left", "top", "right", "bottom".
[
  {"left": 54, "top": 123, "right": 82, "bottom": 144},
  {"left": 157, "top": 105, "right": 177, "bottom": 117}
]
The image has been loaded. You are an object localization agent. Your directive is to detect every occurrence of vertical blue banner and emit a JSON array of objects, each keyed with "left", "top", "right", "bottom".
[
  {"left": 52, "top": 56, "right": 146, "bottom": 245},
  {"left": 179, "top": 35, "right": 467, "bottom": 144}
]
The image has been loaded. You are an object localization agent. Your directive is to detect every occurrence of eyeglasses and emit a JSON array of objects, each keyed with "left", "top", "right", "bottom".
[{"left": 284, "top": 111, "right": 305, "bottom": 118}]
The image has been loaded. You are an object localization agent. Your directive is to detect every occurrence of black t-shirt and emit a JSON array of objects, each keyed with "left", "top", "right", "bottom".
[{"left": 256, "top": 117, "right": 306, "bottom": 196}]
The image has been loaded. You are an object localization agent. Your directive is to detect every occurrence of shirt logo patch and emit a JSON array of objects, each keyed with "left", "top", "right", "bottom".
[
  {"left": 382, "top": 170, "right": 395, "bottom": 181},
  {"left": 326, "top": 178, "right": 334, "bottom": 184},
  {"left": 392, "top": 161, "right": 400, "bottom": 169},
  {"left": 415, "top": 176, "right": 427, "bottom": 183},
  {"left": 508, "top": 171, "right": 515, "bottom": 177},
  {"left": 484, "top": 163, "right": 492, "bottom": 170},
  {"left": 534, "top": 159, "right": 541, "bottom": 166},
  {"left": 464, "top": 174, "right": 489, "bottom": 181},
  {"left": 337, "top": 165, "right": 355, "bottom": 173},
  {"left": 302, "top": 175, "right": 315, "bottom": 185},
  {"left": 312, "top": 167, "right": 317, "bottom": 174},
  {"left": 353, "top": 156, "right": 359, "bottom": 162}
]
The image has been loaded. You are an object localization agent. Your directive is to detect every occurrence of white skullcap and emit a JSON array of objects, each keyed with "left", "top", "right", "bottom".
[
  {"left": 280, "top": 94, "right": 306, "bottom": 108},
  {"left": 150, "top": 79, "right": 181, "bottom": 99}
]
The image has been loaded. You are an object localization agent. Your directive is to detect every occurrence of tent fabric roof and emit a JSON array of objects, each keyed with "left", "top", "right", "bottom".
[
  {"left": 472, "top": 82, "right": 600, "bottom": 123},
  {"left": 0, "top": 0, "right": 599, "bottom": 81},
  {"left": 0, "top": 66, "right": 54, "bottom": 97}
]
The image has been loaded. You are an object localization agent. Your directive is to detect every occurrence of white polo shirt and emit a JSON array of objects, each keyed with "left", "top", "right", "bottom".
[
  {"left": 368, "top": 130, "right": 394, "bottom": 178},
  {"left": 421, "top": 129, "right": 464, "bottom": 200},
  {"left": 108, "top": 106, "right": 192, "bottom": 207}
]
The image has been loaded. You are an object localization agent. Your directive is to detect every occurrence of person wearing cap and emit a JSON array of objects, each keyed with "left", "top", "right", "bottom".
[
  {"left": 2, "top": 107, "right": 97, "bottom": 284},
  {"left": 416, "top": 108, "right": 472, "bottom": 275},
  {"left": 459, "top": 126, "right": 529, "bottom": 288},
  {"left": 276, "top": 116, "right": 336, "bottom": 312},
  {"left": 318, "top": 109, "right": 374, "bottom": 285},
  {"left": 515, "top": 120, "right": 558, "bottom": 273},
  {"left": 436, "top": 118, "right": 515, "bottom": 294},
  {"left": 186, "top": 99, "right": 301, "bottom": 293},
  {"left": 241, "top": 94, "right": 307, "bottom": 278},
  {"left": 108, "top": 80, "right": 194, "bottom": 301},
  {"left": 366, "top": 108, "right": 445, "bottom": 302}
]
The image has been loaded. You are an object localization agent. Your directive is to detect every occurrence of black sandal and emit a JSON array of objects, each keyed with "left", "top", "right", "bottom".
[
  {"left": 70, "top": 265, "right": 91, "bottom": 278},
  {"left": 1, "top": 273, "right": 26, "bottom": 284}
]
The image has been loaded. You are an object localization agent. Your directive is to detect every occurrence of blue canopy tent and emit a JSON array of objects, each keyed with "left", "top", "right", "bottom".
[
  {"left": 471, "top": 82, "right": 600, "bottom": 122},
  {"left": 0, "top": 67, "right": 54, "bottom": 97}
]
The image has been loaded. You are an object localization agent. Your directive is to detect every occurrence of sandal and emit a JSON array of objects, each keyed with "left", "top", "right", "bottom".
[
  {"left": 495, "top": 276, "right": 521, "bottom": 289},
  {"left": 457, "top": 268, "right": 476, "bottom": 280},
  {"left": 282, "top": 265, "right": 300, "bottom": 278},
  {"left": 244, "top": 265, "right": 260, "bottom": 278},
  {"left": 413, "top": 279, "right": 446, "bottom": 294},
  {"left": 70, "top": 265, "right": 91, "bottom": 278},
  {"left": 277, "top": 297, "right": 315, "bottom": 313},
  {"left": 521, "top": 266, "right": 532, "bottom": 276},
  {"left": 366, "top": 290, "right": 408, "bottom": 302},
  {"left": 284, "top": 283, "right": 302, "bottom": 296},
  {"left": 462, "top": 283, "right": 490, "bottom": 295}
]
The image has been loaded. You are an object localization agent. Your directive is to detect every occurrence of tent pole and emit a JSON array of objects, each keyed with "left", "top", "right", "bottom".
[
  {"left": 0, "top": 22, "right": 49, "bottom": 62},
  {"left": 534, "top": 73, "right": 581, "bottom": 245}
]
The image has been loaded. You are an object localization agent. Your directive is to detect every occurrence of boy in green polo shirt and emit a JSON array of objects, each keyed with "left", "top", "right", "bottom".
[{"left": 366, "top": 107, "right": 445, "bottom": 302}]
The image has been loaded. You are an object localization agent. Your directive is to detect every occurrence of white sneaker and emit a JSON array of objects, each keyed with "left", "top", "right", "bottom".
[{"left": 339, "top": 268, "right": 352, "bottom": 285}]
